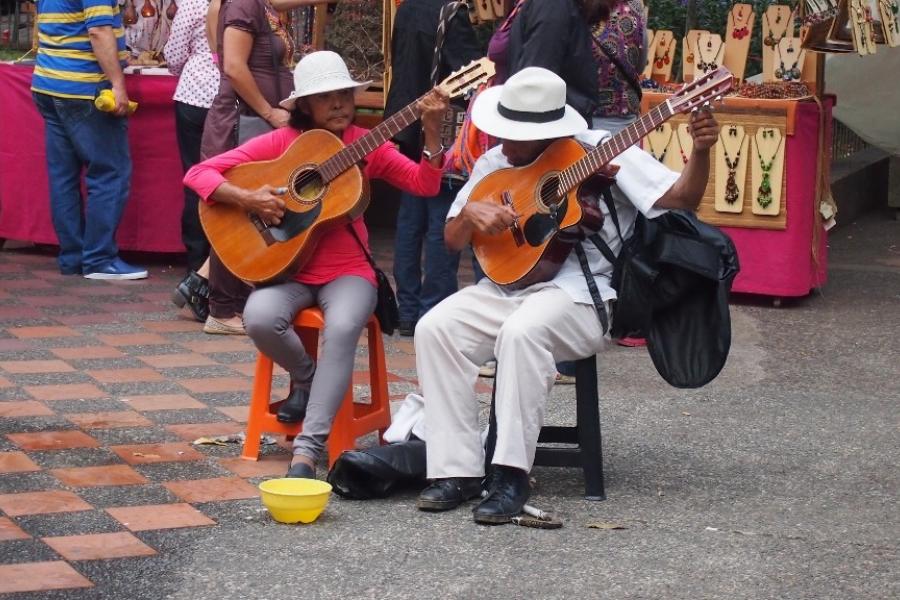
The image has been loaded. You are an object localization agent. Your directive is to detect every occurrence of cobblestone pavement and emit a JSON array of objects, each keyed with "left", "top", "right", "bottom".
[{"left": 0, "top": 218, "right": 897, "bottom": 599}]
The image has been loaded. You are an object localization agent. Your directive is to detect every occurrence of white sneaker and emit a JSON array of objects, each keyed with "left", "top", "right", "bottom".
[{"left": 478, "top": 359, "right": 497, "bottom": 378}]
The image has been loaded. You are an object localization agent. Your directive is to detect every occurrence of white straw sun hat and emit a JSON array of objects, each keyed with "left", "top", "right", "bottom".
[
  {"left": 279, "top": 51, "right": 372, "bottom": 111},
  {"left": 471, "top": 67, "right": 588, "bottom": 141}
]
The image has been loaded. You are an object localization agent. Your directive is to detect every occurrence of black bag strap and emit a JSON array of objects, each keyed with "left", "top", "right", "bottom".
[
  {"left": 346, "top": 224, "right": 378, "bottom": 270},
  {"left": 595, "top": 32, "right": 643, "bottom": 101},
  {"left": 431, "top": 1, "right": 467, "bottom": 86},
  {"left": 574, "top": 243, "right": 609, "bottom": 334},
  {"left": 588, "top": 187, "right": 621, "bottom": 264}
]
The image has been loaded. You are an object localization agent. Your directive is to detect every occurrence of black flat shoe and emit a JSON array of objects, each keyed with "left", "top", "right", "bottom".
[
  {"left": 398, "top": 320, "right": 417, "bottom": 337},
  {"left": 171, "top": 271, "right": 209, "bottom": 322},
  {"left": 276, "top": 385, "right": 309, "bottom": 423},
  {"left": 472, "top": 466, "right": 530, "bottom": 525},
  {"left": 417, "top": 477, "right": 483, "bottom": 511},
  {"left": 285, "top": 461, "right": 316, "bottom": 479}
]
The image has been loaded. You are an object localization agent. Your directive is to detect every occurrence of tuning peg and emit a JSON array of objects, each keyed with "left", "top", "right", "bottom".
[{"left": 715, "top": 95, "right": 723, "bottom": 102}]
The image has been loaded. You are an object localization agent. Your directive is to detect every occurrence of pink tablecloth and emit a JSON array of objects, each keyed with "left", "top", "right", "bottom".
[
  {"left": 0, "top": 62, "right": 185, "bottom": 253},
  {"left": 724, "top": 99, "right": 832, "bottom": 298}
]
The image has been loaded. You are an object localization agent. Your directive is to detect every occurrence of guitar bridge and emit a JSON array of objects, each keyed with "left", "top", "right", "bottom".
[
  {"left": 249, "top": 213, "right": 277, "bottom": 246},
  {"left": 502, "top": 191, "right": 525, "bottom": 247}
]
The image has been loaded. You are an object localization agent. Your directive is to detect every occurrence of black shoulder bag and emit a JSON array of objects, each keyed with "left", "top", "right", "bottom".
[{"left": 346, "top": 225, "right": 400, "bottom": 335}]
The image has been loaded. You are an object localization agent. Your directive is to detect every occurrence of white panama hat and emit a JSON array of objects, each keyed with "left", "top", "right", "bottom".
[
  {"left": 279, "top": 51, "right": 372, "bottom": 111},
  {"left": 471, "top": 67, "right": 588, "bottom": 141}
]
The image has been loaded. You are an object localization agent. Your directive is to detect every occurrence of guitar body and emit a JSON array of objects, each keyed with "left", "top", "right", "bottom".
[
  {"left": 470, "top": 138, "right": 606, "bottom": 290},
  {"left": 199, "top": 129, "right": 367, "bottom": 283}
]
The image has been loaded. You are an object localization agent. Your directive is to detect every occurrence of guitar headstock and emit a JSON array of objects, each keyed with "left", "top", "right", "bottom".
[
  {"left": 437, "top": 58, "right": 496, "bottom": 100},
  {"left": 669, "top": 67, "right": 735, "bottom": 115}
]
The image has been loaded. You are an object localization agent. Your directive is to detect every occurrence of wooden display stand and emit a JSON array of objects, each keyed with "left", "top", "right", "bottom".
[
  {"left": 682, "top": 30, "right": 708, "bottom": 83},
  {"left": 751, "top": 127, "right": 786, "bottom": 217},
  {"left": 714, "top": 125, "right": 751, "bottom": 215},
  {"left": 724, "top": 2, "right": 755, "bottom": 81},
  {"left": 762, "top": 4, "right": 794, "bottom": 82},
  {"left": 770, "top": 37, "right": 808, "bottom": 82},
  {"left": 695, "top": 32, "right": 726, "bottom": 77},
  {"left": 642, "top": 28, "right": 656, "bottom": 79},
  {"left": 880, "top": 0, "right": 900, "bottom": 47}
]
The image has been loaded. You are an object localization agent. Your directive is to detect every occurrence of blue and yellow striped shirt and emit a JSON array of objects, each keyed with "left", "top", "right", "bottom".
[{"left": 31, "top": 0, "right": 127, "bottom": 100}]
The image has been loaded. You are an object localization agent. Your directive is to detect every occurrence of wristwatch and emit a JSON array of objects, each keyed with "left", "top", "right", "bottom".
[{"left": 422, "top": 144, "right": 446, "bottom": 161}]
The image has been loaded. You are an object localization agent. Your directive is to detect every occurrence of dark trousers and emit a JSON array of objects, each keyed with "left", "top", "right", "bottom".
[
  {"left": 208, "top": 250, "right": 251, "bottom": 319},
  {"left": 393, "top": 180, "right": 461, "bottom": 322},
  {"left": 174, "top": 101, "right": 211, "bottom": 271}
]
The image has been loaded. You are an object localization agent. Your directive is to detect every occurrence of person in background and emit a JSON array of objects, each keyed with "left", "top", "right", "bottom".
[
  {"left": 31, "top": 0, "right": 148, "bottom": 279},
  {"left": 166, "top": 0, "right": 221, "bottom": 321},
  {"left": 589, "top": 0, "right": 646, "bottom": 134},
  {"left": 384, "top": 0, "right": 482, "bottom": 337},
  {"left": 184, "top": 51, "right": 449, "bottom": 478}
]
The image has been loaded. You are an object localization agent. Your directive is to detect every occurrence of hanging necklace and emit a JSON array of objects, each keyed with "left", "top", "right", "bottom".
[
  {"left": 731, "top": 4, "right": 752, "bottom": 40},
  {"left": 654, "top": 34, "right": 673, "bottom": 69},
  {"left": 675, "top": 125, "right": 692, "bottom": 165},
  {"left": 646, "top": 126, "right": 674, "bottom": 163},
  {"left": 720, "top": 127, "right": 746, "bottom": 205},
  {"left": 775, "top": 38, "right": 802, "bottom": 81},
  {"left": 880, "top": 0, "right": 899, "bottom": 38},
  {"left": 754, "top": 129, "right": 784, "bottom": 209},
  {"left": 696, "top": 36, "right": 725, "bottom": 73},
  {"left": 764, "top": 6, "right": 791, "bottom": 47}
]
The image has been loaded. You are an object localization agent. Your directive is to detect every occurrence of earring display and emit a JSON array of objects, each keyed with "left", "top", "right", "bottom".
[
  {"left": 724, "top": 3, "right": 755, "bottom": 81},
  {"left": 879, "top": 0, "right": 900, "bottom": 46},
  {"left": 682, "top": 30, "right": 708, "bottom": 82},
  {"left": 644, "top": 123, "right": 675, "bottom": 164},
  {"left": 752, "top": 127, "right": 786, "bottom": 215},
  {"left": 774, "top": 37, "right": 807, "bottom": 81},
  {"left": 696, "top": 32, "right": 725, "bottom": 75},
  {"left": 715, "top": 124, "right": 749, "bottom": 214},
  {"left": 650, "top": 30, "right": 677, "bottom": 81}
]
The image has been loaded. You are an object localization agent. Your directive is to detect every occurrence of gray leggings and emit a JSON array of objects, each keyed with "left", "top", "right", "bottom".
[{"left": 243, "top": 276, "right": 377, "bottom": 460}]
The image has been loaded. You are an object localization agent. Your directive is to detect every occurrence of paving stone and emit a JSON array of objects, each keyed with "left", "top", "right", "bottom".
[
  {"left": 106, "top": 503, "right": 215, "bottom": 531},
  {"left": 0, "top": 541, "right": 65, "bottom": 567},
  {"left": 0, "top": 451, "right": 42, "bottom": 473},
  {"left": 133, "top": 460, "right": 233, "bottom": 483},
  {"left": 26, "top": 448, "right": 123, "bottom": 470},
  {"left": 141, "top": 408, "right": 232, "bottom": 426},
  {"left": 43, "top": 531, "right": 157, "bottom": 561},
  {"left": 14, "top": 509, "right": 125, "bottom": 538},
  {"left": 0, "top": 490, "right": 93, "bottom": 516},
  {"left": 75, "top": 484, "right": 181, "bottom": 509},
  {"left": 0, "top": 516, "right": 31, "bottom": 541},
  {"left": 162, "top": 477, "right": 259, "bottom": 503},
  {"left": 6, "top": 430, "right": 100, "bottom": 451},
  {"left": 0, "top": 471, "right": 63, "bottom": 494},
  {"left": 65, "top": 410, "right": 154, "bottom": 429},
  {"left": 101, "top": 380, "right": 190, "bottom": 397},
  {"left": 47, "top": 398, "right": 139, "bottom": 414},
  {"left": 0, "top": 400, "right": 55, "bottom": 418},
  {"left": 86, "top": 427, "right": 180, "bottom": 447},
  {"left": 50, "top": 464, "right": 147, "bottom": 487}
]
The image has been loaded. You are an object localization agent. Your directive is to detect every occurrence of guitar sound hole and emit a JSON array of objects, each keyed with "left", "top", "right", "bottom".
[
  {"left": 537, "top": 176, "right": 562, "bottom": 213},
  {"left": 291, "top": 169, "right": 324, "bottom": 206}
]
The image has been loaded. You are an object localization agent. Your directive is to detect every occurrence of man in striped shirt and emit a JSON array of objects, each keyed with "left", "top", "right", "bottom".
[{"left": 31, "top": 0, "right": 147, "bottom": 279}]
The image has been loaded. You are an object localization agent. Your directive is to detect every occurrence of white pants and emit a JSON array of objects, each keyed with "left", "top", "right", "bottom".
[{"left": 415, "top": 280, "right": 608, "bottom": 478}]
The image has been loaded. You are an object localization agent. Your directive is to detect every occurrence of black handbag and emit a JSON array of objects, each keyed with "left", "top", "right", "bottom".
[
  {"left": 326, "top": 439, "right": 427, "bottom": 499},
  {"left": 346, "top": 225, "right": 400, "bottom": 335}
]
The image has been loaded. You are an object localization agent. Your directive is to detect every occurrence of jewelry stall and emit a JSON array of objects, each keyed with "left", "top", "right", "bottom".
[{"left": 639, "top": 0, "right": 896, "bottom": 300}]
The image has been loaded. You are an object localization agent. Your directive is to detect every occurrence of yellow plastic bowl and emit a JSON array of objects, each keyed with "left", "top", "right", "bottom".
[{"left": 258, "top": 478, "right": 333, "bottom": 524}]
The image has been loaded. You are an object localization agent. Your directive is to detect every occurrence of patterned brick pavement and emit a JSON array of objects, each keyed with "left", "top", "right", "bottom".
[{"left": 0, "top": 236, "right": 484, "bottom": 594}]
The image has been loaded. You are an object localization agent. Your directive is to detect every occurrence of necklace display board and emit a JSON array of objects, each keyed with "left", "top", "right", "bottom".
[
  {"left": 696, "top": 32, "right": 726, "bottom": 76},
  {"left": 763, "top": 4, "right": 795, "bottom": 82},
  {"left": 650, "top": 29, "right": 677, "bottom": 82},
  {"left": 751, "top": 127, "right": 786, "bottom": 216},
  {"left": 715, "top": 125, "right": 750, "bottom": 214},
  {"left": 849, "top": 0, "right": 878, "bottom": 54},
  {"left": 880, "top": 0, "right": 900, "bottom": 46},
  {"left": 673, "top": 123, "right": 694, "bottom": 172},
  {"left": 724, "top": 3, "right": 755, "bottom": 80},
  {"left": 643, "top": 28, "right": 657, "bottom": 80},
  {"left": 642, "top": 123, "right": 684, "bottom": 172},
  {"left": 641, "top": 91, "right": 835, "bottom": 298},
  {"left": 773, "top": 37, "right": 809, "bottom": 81},
  {"left": 683, "top": 30, "right": 708, "bottom": 82}
]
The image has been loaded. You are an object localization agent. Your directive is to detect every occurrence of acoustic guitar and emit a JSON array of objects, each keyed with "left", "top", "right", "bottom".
[
  {"left": 470, "top": 67, "right": 735, "bottom": 290},
  {"left": 200, "top": 58, "right": 495, "bottom": 284}
]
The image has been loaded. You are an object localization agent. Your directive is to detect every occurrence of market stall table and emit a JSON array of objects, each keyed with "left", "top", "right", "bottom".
[
  {"left": 0, "top": 62, "right": 186, "bottom": 253},
  {"left": 642, "top": 92, "right": 833, "bottom": 299}
]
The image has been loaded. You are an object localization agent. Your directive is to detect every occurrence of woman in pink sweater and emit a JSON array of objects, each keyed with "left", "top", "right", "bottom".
[{"left": 184, "top": 51, "right": 448, "bottom": 478}]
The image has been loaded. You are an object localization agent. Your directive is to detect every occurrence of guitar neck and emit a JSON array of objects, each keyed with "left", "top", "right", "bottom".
[
  {"left": 559, "top": 101, "right": 675, "bottom": 194},
  {"left": 317, "top": 101, "right": 423, "bottom": 182}
]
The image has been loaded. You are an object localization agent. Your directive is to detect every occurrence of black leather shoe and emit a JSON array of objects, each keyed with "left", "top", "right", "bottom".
[
  {"left": 171, "top": 271, "right": 209, "bottom": 322},
  {"left": 285, "top": 461, "right": 316, "bottom": 479},
  {"left": 472, "top": 466, "right": 530, "bottom": 525},
  {"left": 276, "top": 385, "right": 309, "bottom": 423},
  {"left": 417, "top": 477, "right": 483, "bottom": 511},
  {"left": 398, "top": 320, "right": 417, "bottom": 337}
]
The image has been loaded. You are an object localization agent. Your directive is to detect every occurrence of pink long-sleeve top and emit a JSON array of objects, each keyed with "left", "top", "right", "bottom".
[{"left": 184, "top": 125, "right": 443, "bottom": 287}]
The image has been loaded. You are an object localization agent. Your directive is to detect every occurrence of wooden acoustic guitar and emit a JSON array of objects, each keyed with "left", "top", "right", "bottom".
[
  {"left": 470, "top": 67, "right": 735, "bottom": 290},
  {"left": 200, "top": 58, "right": 495, "bottom": 284}
]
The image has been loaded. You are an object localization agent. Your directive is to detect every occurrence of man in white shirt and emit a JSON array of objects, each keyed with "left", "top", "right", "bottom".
[{"left": 414, "top": 67, "right": 720, "bottom": 524}]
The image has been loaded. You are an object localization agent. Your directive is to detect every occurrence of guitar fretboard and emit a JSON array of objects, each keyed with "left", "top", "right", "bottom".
[
  {"left": 317, "top": 103, "right": 422, "bottom": 182},
  {"left": 557, "top": 101, "right": 675, "bottom": 195}
]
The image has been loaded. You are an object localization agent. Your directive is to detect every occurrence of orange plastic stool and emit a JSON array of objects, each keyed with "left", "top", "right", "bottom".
[{"left": 241, "top": 307, "right": 391, "bottom": 467}]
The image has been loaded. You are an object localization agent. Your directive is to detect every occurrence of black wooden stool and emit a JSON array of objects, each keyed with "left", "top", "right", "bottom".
[{"left": 484, "top": 355, "right": 605, "bottom": 501}]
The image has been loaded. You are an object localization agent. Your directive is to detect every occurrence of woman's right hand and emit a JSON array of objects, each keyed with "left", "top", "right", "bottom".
[
  {"left": 266, "top": 107, "right": 291, "bottom": 128},
  {"left": 240, "top": 185, "right": 286, "bottom": 225}
]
